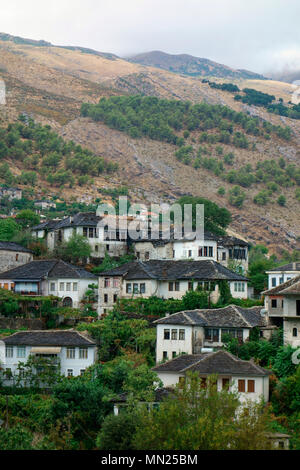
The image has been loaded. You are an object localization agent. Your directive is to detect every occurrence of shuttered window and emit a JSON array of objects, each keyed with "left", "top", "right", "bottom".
[
  {"left": 238, "top": 379, "right": 245, "bottom": 392},
  {"left": 247, "top": 380, "right": 255, "bottom": 393}
]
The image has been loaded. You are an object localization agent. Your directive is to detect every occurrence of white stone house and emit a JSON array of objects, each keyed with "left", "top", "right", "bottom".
[
  {"left": 0, "top": 330, "right": 97, "bottom": 381},
  {"left": 0, "top": 241, "right": 33, "bottom": 275},
  {"left": 31, "top": 212, "right": 128, "bottom": 258},
  {"left": 0, "top": 187, "right": 22, "bottom": 201},
  {"left": 266, "top": 262, "right": 300, "bottom": 290},
  {"left": 152, "top": 350, "right": 271, "bottom": 404},
  {"left": 0, "top": 259, "right": 97, "bottom": 308},
  {"left": 34, "top": 200, "right": 57, "bottom": 211},
  {"left": 154, "top": 305, "right": 267, "bottom": 363},
  {"left": 133, "top": 232, "right": 249, "bottom": 273},
  {"left": 97, "top": 260, "right": 249, "bottom": 315},
  {"left": 263, "top": 275, "right": 300, "bottom": 348}
]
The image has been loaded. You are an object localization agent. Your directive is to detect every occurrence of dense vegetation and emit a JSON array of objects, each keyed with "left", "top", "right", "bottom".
[
  {"left": 204, "top": 80, "right": 300, "bottom": 120},
  {"left": 81, "top": 95, "right": 291, "bottom": 144},
  {"left": 0, "top": 115, "right": 118, "bottom": 188}
]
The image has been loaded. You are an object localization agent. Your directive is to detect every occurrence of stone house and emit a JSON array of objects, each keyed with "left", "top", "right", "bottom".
[
  {"left": 154, "top": 305, "right": 268, "bottom": 363},
  {"left": 0, "top": 330, "right": 96, "bottom": 381},
  {"left": 0, "top": 187, "right": 22, "bottom": 201},
  {"left": 0, "top": 259, "right": 97, "bottom": 308},
  {"left": 263, "top": 275, "right": 300, "bottom": 347},
  {"left": 152, "top": 350, "right": 271, "bottom": 404},
  {"left": 0, "top": 241, "right": 33, "bottom": 275},
  {"left": 31, "top": 212, "right": 128, "bottom": 258},
  {"left": 97, "top": 259, "right": 249, "bottom": 315},
  {"left": 266, "top": 262, "right": 300, "bottom": 290}
]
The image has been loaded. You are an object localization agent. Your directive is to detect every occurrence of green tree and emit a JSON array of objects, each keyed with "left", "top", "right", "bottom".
[
  {"left": 0, "top": 218, "right": 21, "bottom": 241},
  {"left": 55, "top": 233, "right": 91, "bottom": 263}
]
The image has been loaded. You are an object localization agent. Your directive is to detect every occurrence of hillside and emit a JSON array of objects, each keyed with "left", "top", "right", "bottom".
[
  {"left": 127, "top": 50, "right": 267, "bottom": 80},
  {"left": 0, "top": 34, "right": 299, "bottom": 254}
]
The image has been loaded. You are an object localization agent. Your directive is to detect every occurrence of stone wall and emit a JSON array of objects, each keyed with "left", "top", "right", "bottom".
[{"left": 0, "top": 317, "right": 45, "bottom": 330}]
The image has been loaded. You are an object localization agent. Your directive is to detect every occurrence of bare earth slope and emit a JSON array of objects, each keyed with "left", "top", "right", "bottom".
[{"left": 0, "top": 38, "right": 299, "bottom": 253}]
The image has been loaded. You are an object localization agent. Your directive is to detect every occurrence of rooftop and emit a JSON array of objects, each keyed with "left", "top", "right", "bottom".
[
  {"left": 153, "top": 350, "right": 271, "bottom": 376},
  {"left": 0, "top": 259, "right": 97, "bottom": 281},
  {"left": 0, "top": 241, "right": 32, "bottom": 254},
  {"left": 267, "top": 262, "right": 300, "bottom": 273},
  {"left": 263, "top": 275, "right": 300, "bottom": 296},
  {"left": 99, "top": 260, "right": 248, "bottom": 282},
  {"left": 2, "top": 330, "right": 96, "bottom": 346},
  {"left": 154, "top": 305, "right": 265, "bottom": 328}
]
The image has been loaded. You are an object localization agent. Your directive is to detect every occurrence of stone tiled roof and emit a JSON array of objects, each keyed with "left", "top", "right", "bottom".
[
  {"left": 216, "top": 235, "right": 249, "bottom": 247},
  {"left": 262, "top": 275, "right": 300, "bottom": 296},
  {"left": 0, "top": 241, "right": 32, "bottom": 253},
  {"left": 32, "top": 212, "right": 103, "bottom": 231},
  {"left": 267, "top": 262, "right": 300, "bottom": 273},
  {"left": 0, "top": 259, "right": 97, "bottom": 280},
  {"left": 153, "top": 350, "right": 270, "bottom": 376},
  {"left": 99, "top": 260, "right": 248, "bottom": 282},
  {"left": 154, "top": 305, "right": 265, "bottom": 328},
  {"left": 2, "top": 330, "right": 96, "bottom": 346}
]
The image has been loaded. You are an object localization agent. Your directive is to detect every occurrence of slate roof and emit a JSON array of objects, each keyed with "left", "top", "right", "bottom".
[
  {"left": 135, "top": 230, "right": 219, "bottom": 245},
  {"left": 99, "top": 260, "right": 248, "bottom": 282},
  {"left": 153, "top": 350, "right": 271, "bottom": 376},
  {"left": 32, "top": 212, "right": 103, "bottom": 231},
  {"left": 263, "top": 275, "right": 300, "bottom": 296},
  {"left": 154, "top": 305, "right": 265, "bottom": 328},
  {"left": 2, "top": 330, "right": 96, "bottom": 346},
  {"left": 267, "top": 262, "right": 300, "bottom": 273},
  {"left": 0, "top": 259, "right": 97, "bottom": 280},
  {"left": 216, "top": 235, "right": 249, "bottom": 247},
  {"left": 0, "top": 241, "right": 32, "bottom": 253}
]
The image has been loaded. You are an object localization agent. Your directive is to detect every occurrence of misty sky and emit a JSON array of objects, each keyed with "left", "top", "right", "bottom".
[{"left": 1, "top": 0, "right": 299, "bottom": 74}]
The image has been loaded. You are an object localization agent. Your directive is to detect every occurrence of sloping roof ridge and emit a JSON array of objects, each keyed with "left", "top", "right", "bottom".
[
  {"left": 138, "top": 261, "right": 158, "bottom": 279},
  {"left": 181, "top": 351, "right": 219, "bottom": 372},
  {"left": 231, "top": 305, "right": 252, "bottom": 328},
  {"left": 262, "top": 275, "right": 300, "bottom": 295}
]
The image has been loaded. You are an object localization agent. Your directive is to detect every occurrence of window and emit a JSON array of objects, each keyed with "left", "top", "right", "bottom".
[
  {"left": 106, "top": 245, "right": 110, "bottom": 252},
  {"left": 209, "top": 246, "right": 213, "bottom": 257},
  {"left": 222, "top": 252, "right": 226, "bottom": 261},
  {"left": 293, "top": 328, "right": 298, "bottom": 337},
  {"left": 5, "top": 345, "right": 13, "bottom": 358},
  {"left": 204, "top": 246, "right": 208, "bottom": 257},
  {"left": 113, "top": 294, "right": 118, "bottom": 303},
  {"left": 104, "top": 278, "right": 110, "bottom": 288},
  {"left": 279, "top": 277, "right": 284, "bottom": 284},
  {"left": 104, "top": 294, "right": 108, "bottom": 303},
  {"left": 89, "top": 228, "right": 94, "bottom": 238},
  {"left": 168, "top": 282, "right": 174, "bottom": 292},
  {"left": 67, "top": 369, "right": 73, "bottom": 377},
  {"left": 16, "top": 253, "right": 19, "bottom": 261},
  {"left": 163, "top": 351, "right": 168, "bottom": 360},
  {"left": 188, "top": 281, "right": 193, "bottom": 291},
  {"left": 66, "top": 283, "right": 71, "bottom": 291},
  {"left": 59, "top": 282, "right": 64, "bottom": 291},
  {"left": 200, "top": 377, "right": 207, "bottom": 389},
  {"left": 113, "top": 279, "right": 119, "bottom": 288},
  {"left": 238, "top": 379, "right": 245, "bottom": 392},
  {"left": 17, "top": 346, "right": 25, "bottom": 358},
  {"left": 126, "top": 283, "right": 132, "bottom": 294},
  {"left": 145, "top": 252, "right": 150, "bottom": 260},
  {"left": 164, "top": 329, "right": 170, "bottom": 340},
  {"left": 198, "top": 247, "right": 203, "bottom": 257},
  {"left": 171, "top": 329, "right": 177, "bottom": 340},
  {"left": 271, "top": 299, "right": 277, "bottom": 309},
  {"left": 172, "top": 351, "right": 177, "bottom": 359},
  {"left": 66, "top": 347, "right": 75, "bottom": 359},
  {"left": 79, "top": 348, "right": 88, "bottom": 359},
  {"left": 247, "top": 380, "right": 255, "bottom": 393},
  {"left": 297, "top": 300, "right": 300, "bottom": 316},
  {"left": 80, "top": 369, "right": 85, "bottom": 376},
  {"left": 133, "top": 283, "right": 139, "bottom": 294},
  {"left": 175, "top": 282, "right": 180, "bottom": 291},
  {"left": 50, "top": 282, "right": 55, "bottom": 292},
  {"left": 95, "top": 245, "right": 99, "bottom": 252},
  {"left": 179, "top": 329, "right": 185, "bottom": 340},
  {"left": 73, "top": 283, "right": 78, "bottom": 292},
  {"left": 188, "top": 250, "right": 192, "bottom": 258},
  {"left": 222, "top": 378, "right": 230, "bottom": 389},
  {"left": 83, "top": 227, "right": 88, "bottom": 237},
  {"left": 271, "top": 278, "right": 277, "bottom": 287},
  {"left": 140, "top": 283, "right": 146, "bottom": 294}
]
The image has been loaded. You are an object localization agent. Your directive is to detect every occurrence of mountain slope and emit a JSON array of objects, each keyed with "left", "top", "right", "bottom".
[
  {"left": 0, "top": 34, "right": 299, "bottom": 254},
  {"left": 127, "top": 50, "right": 267, "bottom": 80}
]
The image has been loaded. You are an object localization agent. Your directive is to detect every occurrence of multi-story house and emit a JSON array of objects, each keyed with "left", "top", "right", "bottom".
[
  {"left": 0, "top": 330, "right": 96, "bottom": 381},
  {"left": 266, "top": 262, "right": 300, "bottom": 290},
  {"left": 152, "top": 350, "right": 271, "bottom": 404},
  {"left": 263, "top": 275, "right": 300, "bottom": 347},
  {"left": 0, "top": 241, "right": 33, "bottom": 274},
  {"left": 133, "top": 232, "right": 249, "bottom": 273},
  {"left": 0, "top": 186, "right": 22, "bottom": 201},
  {"left": 31, "top": 212, "right": 128, "bottom": 258},
  {"left": 98, "top": 259, "right": 249, "bottom": 315},
  {"left": 0, "top": 259, "right": 97, "bottom": 308},
  {"left": 154, "top": 305, "right": 268, "bottom": 363}
]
